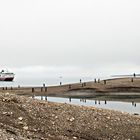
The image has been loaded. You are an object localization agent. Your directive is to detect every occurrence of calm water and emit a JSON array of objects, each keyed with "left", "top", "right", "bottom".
[
  {"left": 0, "top": 77, "right": 96, "bottom": 87},
  {"left": 0, "top": 73, "right": 111, "bottom": 87},
  {"left": 35, "top": 96, "right": 140, "bottom": 115}
]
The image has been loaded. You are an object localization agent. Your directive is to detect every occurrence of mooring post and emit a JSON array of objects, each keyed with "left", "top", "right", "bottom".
[
  {"left": 45, "top": 87, "right": 47, "bottom": 92},
  {"left": 32, "top": 88, "right": 35, "bottom": 93},
  {"left": 5, "top": 87, "right": 7, "bottom": 90},
  {"left": 11, "top": 87, "right": 13, "bottom": 90},
  {"left": 104, "top": 80, "right": 106, "bottom": 85},
  {"left": 131, "top": 78, "right": 133, "bottom": 82},
  {"left": 69, "top": 84, "right": 71, "bottom": 89},
  {"left": 41, "top": 87, "right": 43, "bottom": 92},
  {"left": 84, "top": 82, "right": 86, "bottom": 86},
  {"left": 94, "top": 79, "right": 96, "bottom": 83}
]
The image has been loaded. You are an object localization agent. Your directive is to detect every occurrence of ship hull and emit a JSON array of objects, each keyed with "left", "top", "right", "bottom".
[{"left": 0, "top": 77, "right": 14, "bottom": 81}]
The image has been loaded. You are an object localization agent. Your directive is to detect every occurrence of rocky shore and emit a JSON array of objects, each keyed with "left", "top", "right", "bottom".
[{"left": 0, "top": 93, "right": 140, "bottom": 140}]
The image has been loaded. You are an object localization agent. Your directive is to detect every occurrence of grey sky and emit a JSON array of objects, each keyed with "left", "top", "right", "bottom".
[{"left": 0, "top": 0, "right": 140, "bottom": 76}]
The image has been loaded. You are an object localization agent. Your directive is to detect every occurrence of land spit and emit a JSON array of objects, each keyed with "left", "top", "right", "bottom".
[
  {"left": 1, "top": 77, "right": 140, "bottom": 102},
  {"left": 0, "top": 93, "right": 140, "bottom": 140}
]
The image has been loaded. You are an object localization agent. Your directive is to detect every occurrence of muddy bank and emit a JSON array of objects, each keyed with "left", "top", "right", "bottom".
[{"left": 0, "top": 93, "right": 140, "bottom": 140}]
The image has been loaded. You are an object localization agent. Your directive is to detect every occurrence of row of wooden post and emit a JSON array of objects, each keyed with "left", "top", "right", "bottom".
[
  {"left": 32, "top": 87, "right": 48, "bottom": 93},
  {"left": 1, "top": 78, "right": 136, "bottom": 92},
  {"left": 2, "top": 87, "right": 13, "bottom": 90}
]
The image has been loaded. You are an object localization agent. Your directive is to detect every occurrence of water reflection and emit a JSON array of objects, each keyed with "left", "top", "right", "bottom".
[
  {"left": 132, "top": 101, "right": 137, "bottom": 107},
  {"left": 34, "top": 96, "right": 140, "bottom": 115}
]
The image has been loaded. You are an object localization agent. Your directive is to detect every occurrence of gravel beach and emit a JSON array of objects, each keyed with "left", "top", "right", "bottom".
[{"left": 0, "top": 93, "right": 140, "bottom": 140}]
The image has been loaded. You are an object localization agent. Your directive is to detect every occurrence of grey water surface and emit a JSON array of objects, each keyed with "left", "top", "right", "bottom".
[{"left": 35, "top": 96, "right": 140, "bottom": 115}]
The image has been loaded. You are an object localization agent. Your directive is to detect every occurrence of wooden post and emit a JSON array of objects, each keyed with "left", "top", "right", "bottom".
[
  {"left": 45, "top": 87, "right": 47, "bottom": 92},
  {"left": 41, "top": 87, "right": 43, "bottom": 92},
  {"left": 84, "top": 82, "right": 86, "bottom": 86},
  {"left": 32, "top": 88, "right": 34, "bottom": 93},
  {"left": 104, "top": 80, "right": 106, "bottom": 85},
  {"left": 94, "top": 79, "right": 96, "bottom": 83},
  {"left": 69, "top": 85, "right": 71, "bottom": 89}
]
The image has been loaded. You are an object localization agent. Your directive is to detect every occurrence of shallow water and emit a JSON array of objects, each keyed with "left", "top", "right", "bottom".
[{"left": 34, "top": 96, "right": 140, "bottom": 115}]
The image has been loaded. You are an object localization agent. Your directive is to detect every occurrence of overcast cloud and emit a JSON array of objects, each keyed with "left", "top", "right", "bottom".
[{"left": 0, "top": 0, "right": 140, "bottom": 77}]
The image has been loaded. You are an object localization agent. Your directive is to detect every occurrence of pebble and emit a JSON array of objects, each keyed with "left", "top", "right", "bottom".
[
  {"left": 9, "top": 138, "right": 14, "bottom": 140},
  {"left": 5, "top": 93, "right": 10, "bottom": 96},
  {"left": 2, "top": 112, "right": 13, "bottom": 116},
  {"left": 107, "top": 117, "right": 110, "bottom": 119},
  {"left": 23, "top": 126, "right": 28, "bottom": 130},
  {"left": 70, "top": 117, "right": 75, "bottom": 122},
  {"left": 18, "top": 117, "right": 23, "bottom": 121}
]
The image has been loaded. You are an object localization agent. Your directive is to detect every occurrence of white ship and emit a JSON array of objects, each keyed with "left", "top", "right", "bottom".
[{"left": 0, "top": 69, "right": 15, "bottom": 81}]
